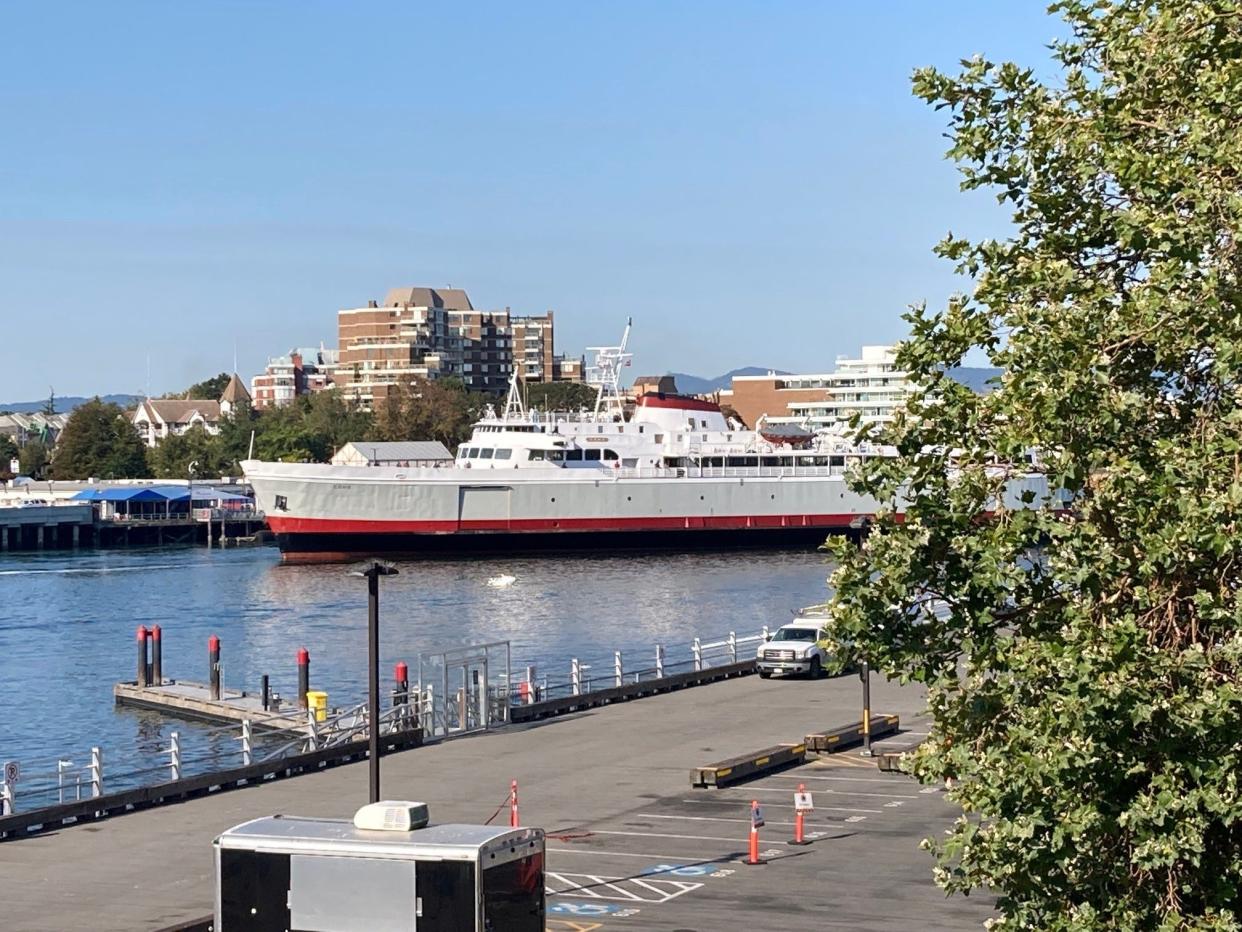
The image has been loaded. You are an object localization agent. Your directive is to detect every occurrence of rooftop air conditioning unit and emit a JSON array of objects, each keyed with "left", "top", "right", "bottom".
[{"left": 352, "top": 800, "right": 430, "bottom": 832}]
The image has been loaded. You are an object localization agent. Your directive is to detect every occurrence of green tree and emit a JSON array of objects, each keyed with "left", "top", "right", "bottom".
[
  {"left": 52, "top": 399, "right": 149, "bottom": 479},
  {"left": 0, "top": 434, "right": 17, "bottom": 479},
  {"left": 369, "top": 377, "right": 481, "bottom": 450},
  {"left": 824, "top": 3, "right": 1242, "bottom": 928},
  {"left": 181, "top": 372, "right": 232, "bottom": 400},
  {"left": 525, "top": 381, "right": 598, "bottom": 412},
  {"left": 18, "top": 439, "right": 49, "bottom": 478},
  {"left": 150, "top": 425, "right": 229, "bottom": 479}
]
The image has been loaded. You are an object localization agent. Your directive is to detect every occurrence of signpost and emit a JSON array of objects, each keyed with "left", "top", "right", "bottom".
[{"left": 791, "top": 783, "right": 813, "bottom": 845}]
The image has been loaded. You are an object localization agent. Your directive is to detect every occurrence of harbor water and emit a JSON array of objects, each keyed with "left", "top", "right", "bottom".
[{"left": 0, "top": 544, "right": 833, "bottom": 778}]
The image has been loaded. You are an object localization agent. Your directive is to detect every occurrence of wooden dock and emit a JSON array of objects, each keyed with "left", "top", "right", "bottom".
[{"left": 113, "top": 680, "right": 308, "bottom": 733}]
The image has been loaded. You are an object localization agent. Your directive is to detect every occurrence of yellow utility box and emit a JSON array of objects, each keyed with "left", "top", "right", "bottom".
[{"left": 306, "top": 690, "right": 329, "bottom": 722}]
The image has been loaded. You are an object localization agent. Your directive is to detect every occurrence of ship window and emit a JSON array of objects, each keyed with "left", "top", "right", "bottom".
[
  {"left": 761, "top": 456, "right": 778, "bottom": 467},
  {"left": 830, "top": 456, "right": 845, "bottom": 467},
  {"left": 638, "top": 426, "right": 644, "bottom": 433},
  {"left": 584, "top": 449, "right": 601, "bottom": 461},
  {"left": 548, "top": 450, "right": 564, "bottom": 463},
  {"left": 479, "top": 448, "right": 494, "bottom": 459},
  {"left": 565, "top": 450, "right": 583, "bottom": 461},
  {"left": 701, "top": 419, "right": 707, "bottom": 428},
  {"left": 623, "top": 458, "right": 637, "bottom": 467},
  {"left": 603, "top": 449, "right": 618, "bottom": 461},
  {"left": 494, "top": 449, "right": 512, "bottom": 460},
  {"left": 654, "top": 434, "right": 663, "bottom": 443},
  {"left": 467, "top": 448, "right": 480, "bottom": 459},
  {"left": 780, "top": 456, "right": 794, "bottom": 467}
]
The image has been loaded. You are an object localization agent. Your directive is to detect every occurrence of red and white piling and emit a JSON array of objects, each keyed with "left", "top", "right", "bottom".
[{"left": 510, "top": 780, "right": 520, "bottom": 828}]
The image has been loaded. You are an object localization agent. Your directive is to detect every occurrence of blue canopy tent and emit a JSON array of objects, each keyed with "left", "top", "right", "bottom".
[{"left": 72, "top": 486, "right": 251, "bottom": 519}]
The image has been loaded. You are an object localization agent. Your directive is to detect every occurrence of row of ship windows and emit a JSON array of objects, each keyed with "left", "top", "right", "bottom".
[{"left": 458, "top": 447, "right": 621, "bottom": 462}]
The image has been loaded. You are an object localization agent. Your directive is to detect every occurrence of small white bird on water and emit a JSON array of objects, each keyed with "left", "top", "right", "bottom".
[{"left": 487, "top": 574, "right": 516, "bottom": 588}]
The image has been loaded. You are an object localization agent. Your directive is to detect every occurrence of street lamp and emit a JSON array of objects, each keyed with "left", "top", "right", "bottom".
[{"left": 348, "top": 560, "right": 399, "bottom": 802}]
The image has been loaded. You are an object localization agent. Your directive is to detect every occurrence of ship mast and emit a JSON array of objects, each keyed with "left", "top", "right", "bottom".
[
  {"left": 586, "top": 318, "right": 632, "bottom": 419},
  {"left": 502, "top": 368, "right": 527, "bottom": 422}
]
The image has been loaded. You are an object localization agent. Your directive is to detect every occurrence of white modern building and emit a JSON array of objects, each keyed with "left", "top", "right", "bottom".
[{"left": 721, "top": 345, "right": 915, "bottom": 429}]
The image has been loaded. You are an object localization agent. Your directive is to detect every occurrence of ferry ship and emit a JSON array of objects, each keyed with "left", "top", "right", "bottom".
[{"left": 243, "top": 324, "right": 1045, "bottom": 561}]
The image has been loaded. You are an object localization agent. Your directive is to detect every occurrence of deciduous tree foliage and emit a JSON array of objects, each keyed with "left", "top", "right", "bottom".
[
  {"left": 370, "top": 377, "right": 483, "bottom": 451},
  {"left": 52, "top": 399, "right": 149, "bottom": 479},
  {"left": 825, "top": 2, "right": 1242, "bottom": 928}
]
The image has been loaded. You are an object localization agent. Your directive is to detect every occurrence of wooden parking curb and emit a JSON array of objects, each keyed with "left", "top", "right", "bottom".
[
  {"left": 804, "top": 713, "right": 900, "bottom": 753},
  {"left": 691, "top": 742, "right": 806, "bottom": 788}
]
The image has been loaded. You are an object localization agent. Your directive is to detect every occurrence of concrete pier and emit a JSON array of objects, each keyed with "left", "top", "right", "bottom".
[{"left": 2, "top": 673, "right": 991, "bottom": 931}]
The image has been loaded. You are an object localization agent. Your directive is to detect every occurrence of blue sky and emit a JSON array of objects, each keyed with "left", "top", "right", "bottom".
[{"left": 0, "top": 1, "right": 1065, "bottom": 400}]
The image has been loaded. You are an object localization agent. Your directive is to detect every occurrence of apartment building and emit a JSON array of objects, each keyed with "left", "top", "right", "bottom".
[
  {"left": 336, "top": 286, "right": 573, "bottom": 407},
  {"left": 722, "top": 345, "right": 913, "bottom": 429},
  {"left": 251, "top": 346, "right": 339, "bottom": 410}
]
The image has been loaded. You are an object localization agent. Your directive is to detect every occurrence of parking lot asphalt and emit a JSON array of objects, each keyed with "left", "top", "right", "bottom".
[
  {"left": 542, "top": 748, "right": 991, "bottom": 931},
  {"left": 0, "top": 671, "right": 991, "bottom": 930}
]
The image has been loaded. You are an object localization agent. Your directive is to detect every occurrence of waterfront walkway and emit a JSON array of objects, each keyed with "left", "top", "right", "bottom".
[{"left": 1, "top": 673, "right": 992, "bottom": 931}]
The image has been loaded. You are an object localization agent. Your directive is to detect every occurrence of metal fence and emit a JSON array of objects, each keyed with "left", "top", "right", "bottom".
[
  {"left": 2, "top": 624, "right": 772, "bottom": 818},
  {"left": 0, "top": 700, "right": 418, "bottom": 817},
  {"left": 508, "top": 627, "right": 768, "bottom": 706}
]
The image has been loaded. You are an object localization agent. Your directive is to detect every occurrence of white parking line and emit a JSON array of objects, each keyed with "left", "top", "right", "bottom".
[
  {"left": 635, "top": 813, "right": 849, "bottom": 830},
  {"left": 767, "top": 773, "right": 916, "bottom": 785},
  {"left": 588, "top": 829, "right": 793, "bottom": 846},
  {"left": 549, "top": 847, "right": 723, "bottom": 861},
  {"left": 683, "top": 790, "right": 883, "bottom": 812}
]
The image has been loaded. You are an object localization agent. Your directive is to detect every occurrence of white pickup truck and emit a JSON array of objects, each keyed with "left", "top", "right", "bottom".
[{"left": 755, "top": 618, "right": 831, "bottom": 679}]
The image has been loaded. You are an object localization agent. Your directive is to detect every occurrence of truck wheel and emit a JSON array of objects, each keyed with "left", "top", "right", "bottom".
[
  {"left": 758, "top": 670, "right": 771, "bottom": 679},
  {"left": 809, "top": 657, "right": 822, "bottom": 679}
]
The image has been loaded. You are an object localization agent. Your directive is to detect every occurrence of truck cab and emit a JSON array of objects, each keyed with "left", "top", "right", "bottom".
[{"left": 755, "top": 616, "right": 832, "bottom": 678}]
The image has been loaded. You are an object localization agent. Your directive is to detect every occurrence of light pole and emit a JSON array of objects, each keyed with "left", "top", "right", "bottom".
[{"left": 349, "top": 560, "right": 399, "bottom": 802}]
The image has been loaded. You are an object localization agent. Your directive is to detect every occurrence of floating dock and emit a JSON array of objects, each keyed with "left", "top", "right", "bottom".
[{"left": 113, "top": 680, "right": 307, "bottom": 733}]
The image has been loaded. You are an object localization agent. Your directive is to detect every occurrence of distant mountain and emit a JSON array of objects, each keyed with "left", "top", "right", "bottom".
[
  {"left": 945, "top": 367, "right": 1003, "bottom": 393},
  {"left": 0, "top": 394, "right": 143, "bottom": 415},
  {"left": 662, "top": 367, "right": 790, "bottom": 394}
]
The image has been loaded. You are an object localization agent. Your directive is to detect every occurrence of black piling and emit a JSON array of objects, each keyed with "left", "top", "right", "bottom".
[{"left": 297, "top": 648, "right": 310, "bottom": 709}]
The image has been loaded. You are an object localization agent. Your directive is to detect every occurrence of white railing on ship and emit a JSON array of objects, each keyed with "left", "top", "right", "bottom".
[{"left": 611, "top": 466, "right": 847, "bottom": 480}]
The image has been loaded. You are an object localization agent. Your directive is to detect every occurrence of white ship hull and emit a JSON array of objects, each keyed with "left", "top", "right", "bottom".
[{"left": 243, "top": 459, "right": 1049, "bottom": 561}]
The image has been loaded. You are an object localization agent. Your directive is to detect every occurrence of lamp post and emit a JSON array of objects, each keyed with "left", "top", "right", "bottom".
[{"left": 349, "top": 560, "right": 399, "bottom": 802}]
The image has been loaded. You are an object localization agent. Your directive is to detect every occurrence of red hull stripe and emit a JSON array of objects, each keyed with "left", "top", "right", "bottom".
[{"left": 266, "top": 514, "right": 874, "bottom": 535}]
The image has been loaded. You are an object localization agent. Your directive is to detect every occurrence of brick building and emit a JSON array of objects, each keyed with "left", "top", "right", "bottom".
[
  {"left": 251, "top": 346, "right": 339, "bottom": 410},
  {"left": 336, "top": 286, "right": 578, "bottom": 407}
]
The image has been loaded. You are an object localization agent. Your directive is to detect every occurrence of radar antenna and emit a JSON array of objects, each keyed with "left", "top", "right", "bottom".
[{"left": 586, "top": 318, "right": 632, "bottom": 419}]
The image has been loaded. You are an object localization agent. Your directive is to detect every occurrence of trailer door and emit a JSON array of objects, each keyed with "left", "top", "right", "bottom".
[{"left": 481, "top": 850, "right": 544, "bottom": 931}]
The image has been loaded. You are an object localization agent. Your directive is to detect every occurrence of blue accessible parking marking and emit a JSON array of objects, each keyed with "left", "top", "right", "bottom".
[
  {"left": 549, "top": 901, "right": 640, "bottom": 917},
  {"left": 640, "top": 863, "right": 715, "bottom": 877}
]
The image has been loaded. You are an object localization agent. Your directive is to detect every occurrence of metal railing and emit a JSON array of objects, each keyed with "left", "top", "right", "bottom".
[
  {"left": 508, "top": 626, "right": 768, "bottom": 706},
  {"left": 0, "top": 699, "right": 419, "bottom": 818},
  {"left": 2, "top": 625, "right": 771, "bottom": 818}
]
